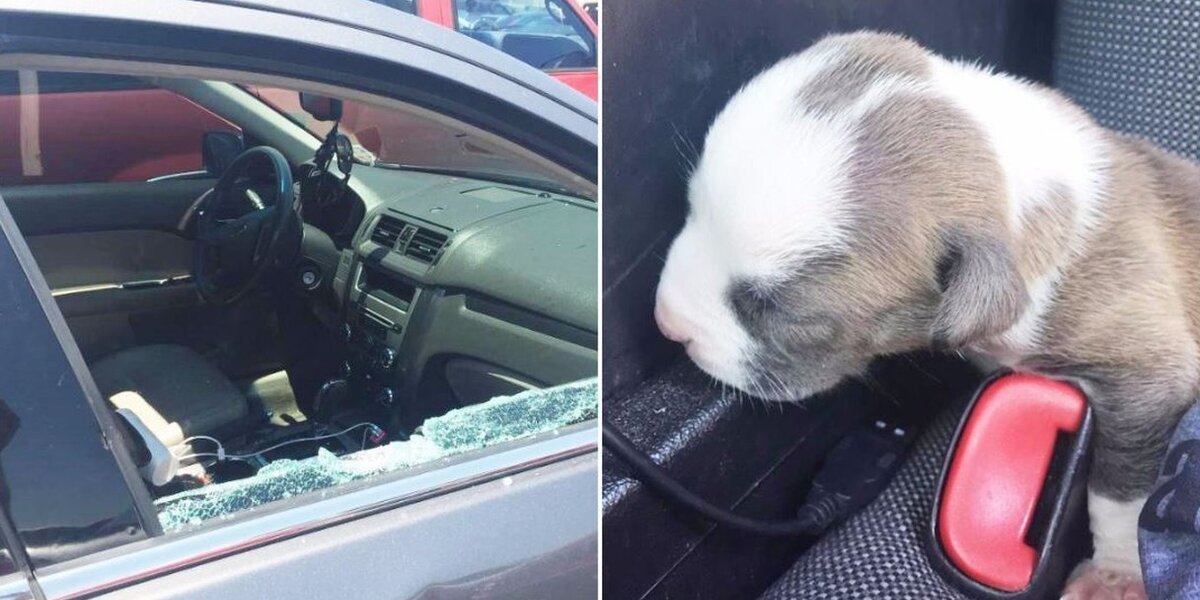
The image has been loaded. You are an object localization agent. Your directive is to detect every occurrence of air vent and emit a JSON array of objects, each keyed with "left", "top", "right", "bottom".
[
  {"left": 370, "top": 214, "right": 449, "bottom": 265},
  {"left": 404, "top": 227, "right": 449, "bottom": 264},
  {"left": 370, "top": 215, "right": 405, "bottom": 249}
]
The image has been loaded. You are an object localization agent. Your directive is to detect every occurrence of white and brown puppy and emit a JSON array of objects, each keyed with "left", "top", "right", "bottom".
[{"left": 655, "top": 31, "right": 1200, "bottom": 599}]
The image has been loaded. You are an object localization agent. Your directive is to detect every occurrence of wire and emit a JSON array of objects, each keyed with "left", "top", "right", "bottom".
[
  {"left": 601, "top": 419, "right": 823, "bottom": 537},
  {"left": 174, "top": 435, "right": 223, "bottom": 454},
  {"left": 181, "top": 435, "right": 223, "bottom": 447},
  {"left": 174, "top": 452, "right": 253, "bottom": 463},
  {"left": 246, "top": 422, "right": 377, "bottom": 458},
  {"left": 177, "top": 422, "right": 379, "bottom": 464}
]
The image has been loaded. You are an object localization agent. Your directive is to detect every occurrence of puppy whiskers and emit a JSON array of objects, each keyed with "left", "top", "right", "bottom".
[
  {"left": 671, "top": 124, "right": 700, "bottom": 165},
  {"left": 671, "top": 124, "right": 700, "bottom": 178}
]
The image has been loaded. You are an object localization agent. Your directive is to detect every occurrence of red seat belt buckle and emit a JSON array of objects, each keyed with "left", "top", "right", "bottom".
[{"left": 928, "top": 372, "right": 1094, "bottom": 600}]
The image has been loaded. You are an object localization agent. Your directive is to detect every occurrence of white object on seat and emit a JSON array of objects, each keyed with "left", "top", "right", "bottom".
[
  {"left": 109, "top": 390, "right": 184, "bottom": 447},
  {"left": 115, "top": 407, "right": 179, "bottom": 486}
]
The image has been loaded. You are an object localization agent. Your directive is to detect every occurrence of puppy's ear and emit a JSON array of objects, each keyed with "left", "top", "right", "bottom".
[{"left": 932, "top": 229, "right": 1028, "bottom": 348}]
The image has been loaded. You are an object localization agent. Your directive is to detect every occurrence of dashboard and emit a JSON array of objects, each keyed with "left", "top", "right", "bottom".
[{"left": 291, "top": 161, "right": 597, "bottom": 429}]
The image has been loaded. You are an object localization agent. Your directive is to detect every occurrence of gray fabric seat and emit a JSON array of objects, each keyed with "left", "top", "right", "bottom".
[
  {"left": 758, "top": 404, "right": 968, "bottom": 600},
  {"left": 91, "top": 344, "right": 250, "bottom": 441}
]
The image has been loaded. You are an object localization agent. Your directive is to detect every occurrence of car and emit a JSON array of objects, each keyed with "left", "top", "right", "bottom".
[
  {"left": 0, "top": 0, "right": 596, "bottom": 597},
  {"left": 399, "top": 0, "right": 597, "bottom": 100}
]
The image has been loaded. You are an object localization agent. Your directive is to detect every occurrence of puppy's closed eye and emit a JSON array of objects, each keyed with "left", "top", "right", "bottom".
[
  {"left": 728, "top": 279, "right": 842, "bottom": 345},
  {"left": 728, "top": 253, "right": 850, "bottom": 316},
  {"left": 728, "top": 279, "right": 783, "bottom": 322}
]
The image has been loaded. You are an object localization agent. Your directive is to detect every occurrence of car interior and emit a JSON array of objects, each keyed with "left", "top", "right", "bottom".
[
  {"left": 0, "top": 62, "right": 597, "bottom": 530},
  {"left": 601, "top": 1, "right": 1194, "bottom": 599}
]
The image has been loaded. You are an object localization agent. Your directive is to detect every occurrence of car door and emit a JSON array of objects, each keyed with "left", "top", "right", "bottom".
[
  {"left": 0, "top": 192, "right": 597, "bottom": 599},
  {"left": 0, "top": 1, "right": 596, "bottom": 597},
  {"left": 0, "top": 71, "right": 285, "bottom": 376}
]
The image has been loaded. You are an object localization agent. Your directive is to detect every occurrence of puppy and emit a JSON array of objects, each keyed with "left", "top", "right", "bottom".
[{"left": 655, "top": 31, "right": 1200, "bottom": 600}]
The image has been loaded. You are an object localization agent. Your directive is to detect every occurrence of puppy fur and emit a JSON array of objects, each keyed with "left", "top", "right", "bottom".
[{"left": 656, "top": 31, "right": 1200, "bottom": 588}]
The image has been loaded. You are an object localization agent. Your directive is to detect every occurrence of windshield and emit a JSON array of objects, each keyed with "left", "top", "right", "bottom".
[{"left": 243, "top": 85, "right": 591, "bottom": 198}]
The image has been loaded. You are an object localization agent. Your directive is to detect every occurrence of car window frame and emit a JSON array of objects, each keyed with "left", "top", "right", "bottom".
[{"left": 0, "top": 1, "right": 595, "bottom": 593}]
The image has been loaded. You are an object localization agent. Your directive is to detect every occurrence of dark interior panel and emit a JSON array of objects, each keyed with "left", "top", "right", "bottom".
[
  {"left": 1, "top": 178, "right": 212, "bottom": 236},
  {"left": 444, "top": 356, "right": 539, "bottom": 404},
  {"left": 24, "top": 229, "right": 191, "bottom": 290},
  {"left": 418, "top": 293, "right": 594, "bottom": 383}
]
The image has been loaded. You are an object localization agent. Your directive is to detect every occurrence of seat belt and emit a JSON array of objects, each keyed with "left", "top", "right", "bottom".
[{"left": 927, "top": 372, "right": 1094, "bottom": 600}]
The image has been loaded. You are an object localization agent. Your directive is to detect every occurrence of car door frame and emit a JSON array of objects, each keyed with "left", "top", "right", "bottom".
[{"left": 0, "top": 1, "right": 596, "bottom": 596}]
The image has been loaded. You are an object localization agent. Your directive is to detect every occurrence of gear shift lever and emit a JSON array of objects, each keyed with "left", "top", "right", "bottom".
[{"left": 313, "top": 378, "right": 348, "bottom": 421}]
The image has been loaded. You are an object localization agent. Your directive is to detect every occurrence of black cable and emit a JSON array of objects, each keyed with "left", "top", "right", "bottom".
[
  {"left": 602, "top": 419, "right": 824, "bottom": 536},
  {"left": 604, "top": 417, "right": 913, "bottom": 537}
]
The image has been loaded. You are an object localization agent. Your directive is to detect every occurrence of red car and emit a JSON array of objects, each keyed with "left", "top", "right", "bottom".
[
  {"left": 0, "top": 71, "right": 241, "bottom": 185},
  {"left": 412, "top": 0, "right": 597, "bottom": 100}
]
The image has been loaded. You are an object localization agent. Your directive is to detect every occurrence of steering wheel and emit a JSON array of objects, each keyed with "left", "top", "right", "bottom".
[
  {"left": 541, "top": 49, "right": 590, "bottom": 69},
  {"left": 193, "top": 146, "right": 299, "bottom": 305}
]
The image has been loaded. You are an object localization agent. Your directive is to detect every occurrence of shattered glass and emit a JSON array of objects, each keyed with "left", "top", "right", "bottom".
[{"left": 155, "top": 378, "right": 597, "bottom": 532}]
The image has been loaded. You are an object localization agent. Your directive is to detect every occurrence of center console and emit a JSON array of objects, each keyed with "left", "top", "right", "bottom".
[{"left": 339, "top": 261, "right": 419, "bottom": 407}]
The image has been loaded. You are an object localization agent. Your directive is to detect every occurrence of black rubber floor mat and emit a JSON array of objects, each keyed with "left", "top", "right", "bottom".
[
  {"left": 603, "top": 359, "right": 874, "bottom": 599},
  {"left": 760, "top": 402, "right": 969, "bottom": 600}
]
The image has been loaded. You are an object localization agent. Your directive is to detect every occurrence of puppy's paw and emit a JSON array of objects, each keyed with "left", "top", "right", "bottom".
[{"left": 1061, "top": 561, "right": 1146, "bottom": 600}]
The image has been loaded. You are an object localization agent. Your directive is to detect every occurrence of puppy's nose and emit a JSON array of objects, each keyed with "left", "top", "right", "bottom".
[{"left": 655, "top": 297, "right": 691, "bottom": 344}]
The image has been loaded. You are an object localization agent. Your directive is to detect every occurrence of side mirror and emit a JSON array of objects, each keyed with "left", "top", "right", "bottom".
[
  {"left": 202, "top": 131, "right": 245, "bottom": 176},
  {"left": 300, "top": 93, "right": 343, "bottom": 122}
]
